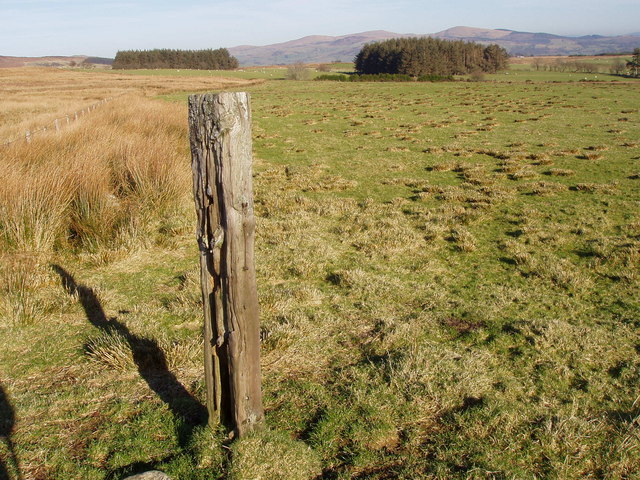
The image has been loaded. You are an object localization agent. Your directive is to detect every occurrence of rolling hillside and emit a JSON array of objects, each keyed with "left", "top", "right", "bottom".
[
  {"left": 0, "top": 55, "right": 113, "bottom": 68},
  {"left": 3, "top": 26, "right": 638, "bottom": 68},
  {"left": 229, "top": 26, "right": 640, "bottom": 65}
]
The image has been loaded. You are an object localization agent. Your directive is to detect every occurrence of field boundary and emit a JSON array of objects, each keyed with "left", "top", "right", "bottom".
[{"left": 1, "top": 95, "right": 122, "bottom": 147}]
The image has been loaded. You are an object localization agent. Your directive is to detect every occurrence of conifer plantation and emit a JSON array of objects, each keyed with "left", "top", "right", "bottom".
[
  {"left": 112, "top": 48, "right": 239, "bottom": 70},
  {"left": 355, "top": 37, "right": 509, "bottom": 76}
]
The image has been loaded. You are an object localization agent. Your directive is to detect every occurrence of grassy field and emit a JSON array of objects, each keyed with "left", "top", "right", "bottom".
[{"left": 1, "top": 65, "right": 639, "bottom": 479}]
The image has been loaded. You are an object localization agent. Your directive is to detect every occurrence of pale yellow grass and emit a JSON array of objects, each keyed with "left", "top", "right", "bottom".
[
  {"left": 0, "top": 67, "right": 261, "bottom": 142},
  {"left": 0, "top": 95, "right": 193, "bottom": 252}
]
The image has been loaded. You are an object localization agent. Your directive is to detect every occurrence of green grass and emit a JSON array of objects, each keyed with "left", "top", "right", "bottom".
[
  {"left": 107, "top": 62, "right": 355, "bottom": 82},
  {"left": 106, "top": 66, "right": 289, "bottom": 80},
  {"left": 486, "top": 70, "right": 623, "bottom": 82},
  {"left": 119, "top": 59, "right": 633, "bottom": 84},
  {"left": 2, "top": 73, "right": 639, "bottom": 479}
]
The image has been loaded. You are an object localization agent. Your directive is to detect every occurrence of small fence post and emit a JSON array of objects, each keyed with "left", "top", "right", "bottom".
[{"left": 188, "top": 92, "right": 264, "bottom": 438}]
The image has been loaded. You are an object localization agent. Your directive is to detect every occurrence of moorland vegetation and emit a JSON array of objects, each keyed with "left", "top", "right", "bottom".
[{"left": 0, "top": 58, "right": 639, "bottom": 479}]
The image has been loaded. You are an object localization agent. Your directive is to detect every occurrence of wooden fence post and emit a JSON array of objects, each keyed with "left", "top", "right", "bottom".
[{"left": 188, "top": 92, "right": 264, "bottom": 438}]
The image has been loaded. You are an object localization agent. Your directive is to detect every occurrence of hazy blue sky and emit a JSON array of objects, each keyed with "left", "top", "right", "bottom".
[{"left": 2, "top": 0, "right": 639, "bottom": 57}]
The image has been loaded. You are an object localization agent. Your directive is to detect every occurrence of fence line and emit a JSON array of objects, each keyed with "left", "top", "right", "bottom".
[{"left": 1, "top": 96, "right": 119, "bottom": 148}]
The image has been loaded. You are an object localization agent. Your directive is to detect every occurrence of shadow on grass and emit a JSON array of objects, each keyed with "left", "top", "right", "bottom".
[
  {"left": 0, "top": 384, "right": 22, "bottom": 480},
  {"left": 51, "top": 265, "right": 207, "bottom": 460}
]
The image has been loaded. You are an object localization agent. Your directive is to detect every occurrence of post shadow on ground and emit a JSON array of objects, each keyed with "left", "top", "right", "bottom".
[
  {"left": 50, "top": 265, "right": 208, "bottom": 453},
  {"left": 0, "top": 383, "right": 22, "bottom": 480}
]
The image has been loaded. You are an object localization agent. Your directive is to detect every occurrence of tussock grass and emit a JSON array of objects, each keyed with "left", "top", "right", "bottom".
[
  {"left": 449, "top": 226, "right": 477, "bottom": 252},
  {"left": 523, "top": 181, "right": 568, "bottom": 196},
  {"left": 547, "top": 167, "right": 575, "bottom": 176},
  {"left": 1, "top": 96, "right": 191, "bottom": 254},
  {"left": 0, "top": 160, "right": 73, "bottom": 251},
  {"left": 508, "top": 168, "right": 537, "bottom": 180},
  {"left": 581, "top": 151, "right": 605, "bottom": 160},
  {"left": 228, "top": 429, "right": 321, "bottom": 480},
  {"left": 574, "top": 182, "right": 619, "bottom": 194},
  {"left": 84, "top": 330, "right": 135, "bottom": 371},
  {"left": 1, "top": 70, "right": 639, "bottom": 480},
  {"left": 0, "top": 254, "right": 50, "bottom": 325},
  {"left": 0, "top": 67, "right": 260, "bottom": 141}
]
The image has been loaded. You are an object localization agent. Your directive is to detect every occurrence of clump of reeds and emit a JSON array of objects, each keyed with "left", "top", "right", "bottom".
[
  {"left": 449, "top": 227, "right": 477, "bottom": 252},
  {"left": 547, "top": 168, "right": 575, "bottom": 177},
  {"left": 84, "top": 330, "right": 134, "bottom": 371},
  {"left": 525, "top": 181, "right": 568, "bottom": 196},
  {"left": 0, "top": 254, "right": 50, "bottom": 325},
  {"left": 0, "top": 96, "right": 191, "bottom": 254},
  {"left": 574, "top": 183, "right": 618, "bottom": 194}
]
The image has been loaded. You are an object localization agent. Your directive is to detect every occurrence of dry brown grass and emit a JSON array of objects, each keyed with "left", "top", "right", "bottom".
[
  {"left": 0, "top": 67, "right": 261, "bottom": 142},
  {"left": 1, "top": 95, "right": 193, "bottom": 253},
  {"left": 0, "top": 68, "right": 259, "bottom": 252},
  {"left": 0, "top": 253, "right": 51, "bottom": 325},
  {"left": 229, "top": 429, "right": 321, "bottom": 480},
  {"left": 547, "top": 168, "right": 575, "bottom": 176}
]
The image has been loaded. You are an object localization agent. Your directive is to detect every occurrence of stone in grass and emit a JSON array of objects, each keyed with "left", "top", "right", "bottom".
[{"left": 123, "top": 471, "right": 171, "bottom": 480}]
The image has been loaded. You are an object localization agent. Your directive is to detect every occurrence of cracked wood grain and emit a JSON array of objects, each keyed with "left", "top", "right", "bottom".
[{"left": 189, "top": 92, "right": 263, "bottom": 438}]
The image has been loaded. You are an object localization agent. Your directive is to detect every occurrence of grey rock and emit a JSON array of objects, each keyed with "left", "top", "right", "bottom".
[{"left": 122, "top": 471, "right": 171, "bottom": 480}]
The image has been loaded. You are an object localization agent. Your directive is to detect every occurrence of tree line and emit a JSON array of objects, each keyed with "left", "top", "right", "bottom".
[
  {"left": 532, "top": 58, "right": 611, "bottom": 74},
  {"left": 628, "top": 48, "right": 640, "bottom": 77},
  {"left": 530, "top": 48, "right": 640, "bottom": 76},
  {"left": 112, "top": 48, "right": 238, "bottom": 70},
  {"left": 354, "top": 37, "right": 509, "bottom": 76}
]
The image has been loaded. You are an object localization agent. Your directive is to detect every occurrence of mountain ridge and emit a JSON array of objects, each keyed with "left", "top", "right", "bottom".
[
  {"left": 2, "top": 26, "right": 638, "bottom": 68},
  {"left": 228, "top": 26, "right": 640, "bottom": 66},
  {"left": 0, "top": 55, "right": 112, "bottom": 68}
]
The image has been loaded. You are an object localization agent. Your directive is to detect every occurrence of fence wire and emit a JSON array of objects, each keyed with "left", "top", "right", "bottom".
[{"left": 1, "top": 96, "right": 118, "bottom": 148}]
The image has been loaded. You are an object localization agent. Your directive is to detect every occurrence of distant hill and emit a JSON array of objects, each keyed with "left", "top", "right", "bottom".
[
  {"left": 0, "top": 55, "right": 113, "bottom": 68},
  {"left": 229, "top": 26, "right": 640, "bottom": 66},
  {"left": 229, "top": 31, "right": 412, "bottom": 66},
  {"left": 3, "top": 27, "right": 637, "bottom": 69},
  {"left": 434, "top": 27, "right": 639, "bottom": 57},
  {"left": 229, "top": 30, "right": 416, "bottom": 66}
]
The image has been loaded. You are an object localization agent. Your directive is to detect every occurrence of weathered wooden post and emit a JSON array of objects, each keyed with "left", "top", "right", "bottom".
[{"left": 188, "top": 92, "right": 264, "bottom": 438}]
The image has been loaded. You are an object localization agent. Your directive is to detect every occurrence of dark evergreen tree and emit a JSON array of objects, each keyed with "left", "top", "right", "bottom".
[
  {"left": 354, "top": 37, "right": 509, "bottom": 76},
  {"left": 112, "top": 48, "right": 238, "bottom": 70},
  {"left": 627, "top": 47, "right": 640, "bottom": 77},
  {"left": 483, "top": 44, "right": 509, "bottom": 73}
]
